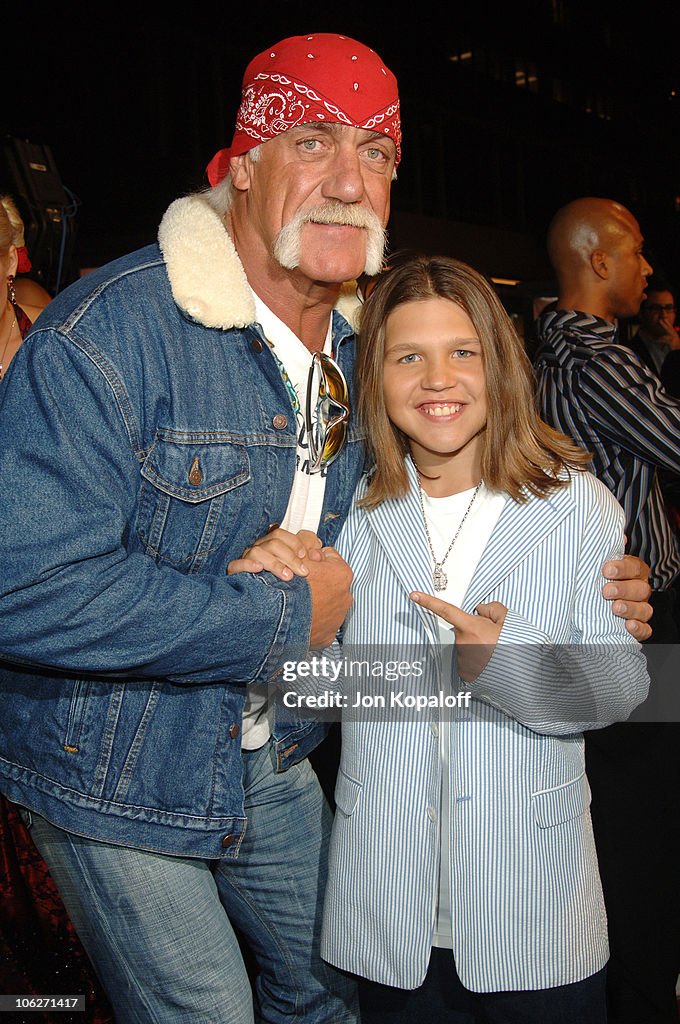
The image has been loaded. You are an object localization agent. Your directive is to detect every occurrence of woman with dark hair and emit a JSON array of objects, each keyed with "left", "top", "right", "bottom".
[{"left": 233, "top": 255, "right": 649, "bottom": 1023}]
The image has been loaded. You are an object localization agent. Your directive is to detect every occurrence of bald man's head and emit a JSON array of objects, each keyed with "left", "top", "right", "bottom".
[
  {"left": 548, "top": 198, "right": 637, "bottom": 274},
  {"left": 546, "top": 197, "right": 652, "bottom": 321}
]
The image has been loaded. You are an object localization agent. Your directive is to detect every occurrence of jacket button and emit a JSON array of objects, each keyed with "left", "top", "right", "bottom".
[
  {"left": 272, "top": 414, "right": 288, "bottom": 429},
  {"left": 221, "top": 833, "right": 238, "bottom": 849},
  {"left": 188, "top": 456, "right": 203, "bottom": 486},
  {"left": 229, "top": 723, "right": 240, "bottom": 739},
  {"left": 250, "top": 338, "right": 263, "bottom": 353}
]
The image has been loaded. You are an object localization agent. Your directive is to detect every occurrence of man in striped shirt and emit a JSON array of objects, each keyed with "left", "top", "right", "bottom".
[{"left": 534, "top": 196, "right": 680, "bottom": 1024}]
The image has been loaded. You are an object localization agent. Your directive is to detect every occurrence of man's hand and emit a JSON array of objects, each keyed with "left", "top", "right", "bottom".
[
  {"left": 410, "top": 593, "right": 507, "bottom": 681},
  {"left": 308, "top": 550, "right": 353, "bottom": 649},
  {"left": 227, "top": 527, "right": 352, "bottom": 648},
  {"left": 227, "top": 528, "right": 323, "bottom": 580},
  {"left": 601, "top": 554, "right": 653, "bottom": 641},
  {"left": 657, "top": 320, "right": 680, "bottom": 351}
]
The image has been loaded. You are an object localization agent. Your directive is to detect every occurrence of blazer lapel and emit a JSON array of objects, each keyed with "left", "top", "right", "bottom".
[
  {"left": 362, "top": 461, "right": 577, "bottom": 632},
  {"left": 363, "top": 459, "right": 440, "bottom": 641},
  {"left": 462, "top": 484, "right": 576, "bottom": 611}
]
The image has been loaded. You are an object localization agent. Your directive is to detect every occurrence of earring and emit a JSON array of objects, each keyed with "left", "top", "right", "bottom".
[{"left": 7, "top": 274, "right": 16, "bottom": 305}]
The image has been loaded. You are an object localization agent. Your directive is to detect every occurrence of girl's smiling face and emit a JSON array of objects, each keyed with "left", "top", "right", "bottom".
[{"left": 382, "top": 296, "right": 487, "bottom": 492}]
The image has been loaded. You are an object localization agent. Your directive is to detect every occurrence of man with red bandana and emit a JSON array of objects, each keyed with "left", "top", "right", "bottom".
[{"left": 0, "top": 38, "right": 651, "bottom": 1024}]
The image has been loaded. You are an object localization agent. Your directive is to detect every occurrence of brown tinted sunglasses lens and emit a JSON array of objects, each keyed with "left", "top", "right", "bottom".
[
  {"left": 323, "top": 419, "right": 348, "bottom": 462},
  {"left": 320, "top": 359, "right": 349, "bottom": 463},
  {"left": 310, "top": 354, "right": 350, "bottom": 469}
]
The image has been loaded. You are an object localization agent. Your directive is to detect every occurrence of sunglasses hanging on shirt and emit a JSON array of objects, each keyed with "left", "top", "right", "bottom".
[{"left": 305, "top": 351, "right": 350, "bottom": 473}]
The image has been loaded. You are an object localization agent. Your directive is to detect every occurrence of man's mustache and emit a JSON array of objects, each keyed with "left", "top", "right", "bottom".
[
  {"left": 299, "top": 201, "right": 384, "bottom": 231},
  {"left": 273, "top": 200, "right": 387, "bottom": 275}
]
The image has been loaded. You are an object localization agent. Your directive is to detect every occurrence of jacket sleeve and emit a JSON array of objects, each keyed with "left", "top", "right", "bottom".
[
  {"left": 469, "top": 478, "right": 650, "bottom": 734},
  {"left": 0, "top": 329, "right": 312, "bottom": 684}
]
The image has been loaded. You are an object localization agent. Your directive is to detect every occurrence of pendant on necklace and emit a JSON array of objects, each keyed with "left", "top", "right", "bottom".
[{"left": 433, "top": 565, "right": 448, "bottom": 591}]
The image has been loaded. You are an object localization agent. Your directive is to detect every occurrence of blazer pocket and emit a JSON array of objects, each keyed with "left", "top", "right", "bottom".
[
  {"left": 334, "top": 768, "right": 363, "bottom": 817},
  {"left": 532, "top": 772, "right": 590, "bottom": 828}
]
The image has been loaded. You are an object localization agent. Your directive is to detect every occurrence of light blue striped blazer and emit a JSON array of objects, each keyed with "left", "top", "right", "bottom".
[{"left": 320, "top": 459, "right": 649, "bottom": 993}]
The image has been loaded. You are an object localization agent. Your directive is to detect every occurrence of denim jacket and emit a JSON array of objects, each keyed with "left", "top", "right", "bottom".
[{"left": 0, "top": 195, "right": 365, "bottom": 858}]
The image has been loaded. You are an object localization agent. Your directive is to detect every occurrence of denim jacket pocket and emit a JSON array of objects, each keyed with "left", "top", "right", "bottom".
[
  {"left": 137, "top": 430, "right": 250, "bottom": 571},
  {"left": 531, "top": 772, "right": 590, "bottom": 828}
]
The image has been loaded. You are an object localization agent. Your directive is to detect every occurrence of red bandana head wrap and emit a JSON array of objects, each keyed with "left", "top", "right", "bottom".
[{"left": 206, "top": 33, "right": 401, "bottom": 186}]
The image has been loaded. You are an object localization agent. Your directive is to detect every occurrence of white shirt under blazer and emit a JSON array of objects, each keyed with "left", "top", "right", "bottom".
[{"left": 320, "top": 458, "right": 649, "bottom": 993}]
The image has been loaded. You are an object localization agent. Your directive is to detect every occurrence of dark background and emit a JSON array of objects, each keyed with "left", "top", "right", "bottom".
[{"left": 4, "top": 1, "right": 680, "bottom": 303}]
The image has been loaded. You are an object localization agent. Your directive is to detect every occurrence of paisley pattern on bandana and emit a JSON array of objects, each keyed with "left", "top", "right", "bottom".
[
  {"left": 235, "top": 73, "right": 400, "bottom": 149},
  {"left": 237, "top": 80, "right": 310, "bottom": 142}
]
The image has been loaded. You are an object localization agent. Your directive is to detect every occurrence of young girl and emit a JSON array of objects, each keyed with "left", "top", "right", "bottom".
[{"left": 233, "top": 256, "right": 649, "bottom": 1023}]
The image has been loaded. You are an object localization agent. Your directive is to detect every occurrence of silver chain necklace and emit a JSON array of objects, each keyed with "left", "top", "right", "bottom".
[{"left": 417, "top": 480, "right": 482, "bottom": 592}]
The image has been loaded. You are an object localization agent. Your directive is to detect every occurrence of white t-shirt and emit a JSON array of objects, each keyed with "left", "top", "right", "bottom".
[
  {"left": 241, "top": 295, "right": 333, "bottom": 750},
  {"left": 416, "top": 482, "right": 507, "bottom": 949}
]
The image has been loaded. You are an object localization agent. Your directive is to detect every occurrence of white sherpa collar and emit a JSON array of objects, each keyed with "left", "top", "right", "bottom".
[
  {"left": 158, "top": 195, "right": 255, "bottom": 329},
  {"left": 157, "top": 195, "right": 362, "bottom": 333}
]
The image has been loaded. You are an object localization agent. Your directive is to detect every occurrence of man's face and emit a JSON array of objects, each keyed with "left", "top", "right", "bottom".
[
  {"left": 230, "top": 123, "right": 395, "bottom": 284},
  {"left": 639, "top": 290, "right": 676, "bottom": 338},
  {"left": 606, "top": 214, "right": 653, "bottom": 319}
]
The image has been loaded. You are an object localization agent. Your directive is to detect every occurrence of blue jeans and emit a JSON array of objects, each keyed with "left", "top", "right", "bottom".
[{"left": 24, "top": 740, "right": 358, "bottom": 1024}]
